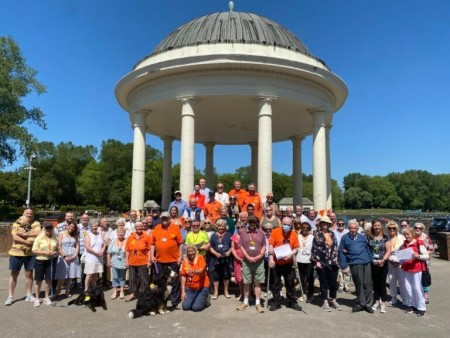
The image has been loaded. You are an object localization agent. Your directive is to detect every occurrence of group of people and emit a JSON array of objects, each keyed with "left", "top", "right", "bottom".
[{"left": 5, "top": 179, "right": 434, "bottom": 317}]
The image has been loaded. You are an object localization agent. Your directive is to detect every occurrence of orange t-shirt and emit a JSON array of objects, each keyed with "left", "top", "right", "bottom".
[
  {"left": 202, "top": 200, "right": 222, "bottom": 224},
  {"left": 269, "top": 228, "right": 299, "bottom": 265},
  {"left": 189, "top": 192, "right": 206, "bottom": 208},
  {"left": 180, "top": 254, "right": 210, "bottom": 290},
  {"left": 150, "top": 223, "right": 183, "bottom": 263},
  {"left": 125, "top": 233, "right": 151, "bottom": 266},
  {"left": 242, "top": 192, "right": 263, "bottom": 219},
  {"left": 228, "top": 188, "right": 247, "bottom": 209}
]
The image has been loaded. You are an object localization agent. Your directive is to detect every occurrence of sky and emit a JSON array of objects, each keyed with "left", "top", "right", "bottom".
[{"left": 1, "top": 0, "right": 450, "bottom": 187}]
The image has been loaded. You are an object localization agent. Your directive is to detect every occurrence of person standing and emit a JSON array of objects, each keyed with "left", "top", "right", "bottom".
[
  {"left": 333, "top": 219, "right": 350, "bottom": 292},
  {"left": 215, "top": 183, "right": 229, "bottom": 206},
  {"left": 228, "top": 180, "right": 247, "bottom": 210},
  {"left": 312, "top": 216, "right": 341, "bottom": 312},
  {"left": 125, "top": 210, "right": 138, "bottom": 233},
  {"left": 5, "top": 209, "right": 41, "bottom": 306},
  {"left": 236, "top": 216, "right": 266, "bottom": 313},
  {"left": 227, "top": 195, "right": 241, "bottom": 225},
  {"left": 386, "top": 220, "right": 407, "bottom": 306},
  {"left": 203, "top": 191, "right": 222, "bottom": 225},
  {"left": 189, "top": 184, "right": 206, "bottom": 208},
  {"left": 31, "top": 223, "right": 58, "bottom": 307},
  {"left": 169, "top": 191, "right": 188, "bottom": 217},
  {"left": 242, "top": 183, "right": 263, "bottom": 219},
  {"left": 183, "top": 199, "right": 205, "bottom": 222},
  {"left": 413, "top": 222, "right": 433, "bottom": 304},
  {"left": 84, "top": 222, "right": 105, "bottom": 291},
  {"left": 262, "top": 192, "right": 280, "bottom": 217},
  {"left": 339, "top": 219, "right": 373, "bottom": 313},
  {"left": 55, "top": 212, "right": 74, "bottom": 235},
  {"left": 107, "top": 228, "right": 127, "bottom": 300},
  {"left": 77, "top": 213, "right": 91, "bottom": 289},
  {"left": 150, "top": 212, "right": 183, "bottom": 308},
  {"left": 296, "top": 221, "right": 314, "bottom": 303},
  {"left": 209, "top": 219, "right": 232, "bottom": 299},
  {"left": 125, "top": 222, "right": 151, "bottom": 302},
  {"left": 268, "top": 217, "right": 301, "bottom": 311},
  {"left": 260, "top": 205, "right": 281, "bottom": 229}
]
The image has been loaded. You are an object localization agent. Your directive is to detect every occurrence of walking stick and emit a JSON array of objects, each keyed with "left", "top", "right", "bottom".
[
  {"left": 265, "top": 263, "right": 271, "bottom": 310},
  {"left": 293, "top": 262, "right": 307, "bottom": 314}
]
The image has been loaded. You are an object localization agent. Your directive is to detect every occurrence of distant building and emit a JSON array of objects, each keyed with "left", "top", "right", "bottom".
[{"left": 278, "top": 197, "right": 314, "bottom": 212}]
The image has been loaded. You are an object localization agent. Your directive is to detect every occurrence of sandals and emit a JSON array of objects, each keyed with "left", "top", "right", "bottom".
[
  {"left": 111, "top": 293, "right": 117, "bottom": 300},
  {"left": 224, "top": 293, "right": 232, "bottom": 299},
  {"left": 212, "top": 295, "right": 218, "bottom": 300},
  {"left": 119, "top": 292, "right": 125, "bottom": 299}
]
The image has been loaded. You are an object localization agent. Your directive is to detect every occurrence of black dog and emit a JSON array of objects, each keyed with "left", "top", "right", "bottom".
[
  {"left": 68, "top": 285, "right": 107, "bottom": 312},
  {"left": 128, "top": 266, "right": 177, "bottom": 319}
]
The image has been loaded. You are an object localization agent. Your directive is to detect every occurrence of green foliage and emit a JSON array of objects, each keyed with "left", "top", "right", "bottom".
[{"left": 0, "top": 36, "right": 47, "bottom": 166}]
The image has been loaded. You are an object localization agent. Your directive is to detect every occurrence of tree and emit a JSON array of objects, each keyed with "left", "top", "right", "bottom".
[
  {"left": 0, "top": 36, "right": 46, "bottom": 167},
  {"left": 344, "top": 187, "right": 373, "bottom": 209}
]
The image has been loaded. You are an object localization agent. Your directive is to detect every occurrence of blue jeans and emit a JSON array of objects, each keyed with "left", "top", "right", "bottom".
[
  {"left": 182, "top": 287, "right": 210, "bottom": 312},
  {"left": 111, "top": 267, "right": 126, "bottom": 287}
]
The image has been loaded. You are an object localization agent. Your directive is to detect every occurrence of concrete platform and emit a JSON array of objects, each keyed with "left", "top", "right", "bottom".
[{"left": 0, "top": 255, "right": 449, "bottom": 338}]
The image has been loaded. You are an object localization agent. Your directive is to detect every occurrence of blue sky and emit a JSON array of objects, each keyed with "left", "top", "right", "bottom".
[{"left": 1, "top": 0, "right": 449, "bottom": 187}]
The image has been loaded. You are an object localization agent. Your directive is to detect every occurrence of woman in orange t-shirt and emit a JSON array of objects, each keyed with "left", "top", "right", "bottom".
[
  {"left": 124, "top": 221, "right": 151, "bottom": 302},
  {"left": 180, "top": 245, "right": 211, "bottom": 312}
]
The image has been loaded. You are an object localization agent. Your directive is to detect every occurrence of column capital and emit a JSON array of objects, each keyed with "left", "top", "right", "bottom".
[
  {"left": 203, "top": 142, "right": 216, "bottom": 148},
  {"left": 177, "top": 96, "right": 198, "bottom": 104},
  {"left": 160, "top": 136, "right": 175, "bottom": 143},
  {"left": 289, "top": 135, "right": 305, "bottom": 142},
  {"left": 130, "top": 109, "right": 150, "bottom": 129},
  {"left": 255, "top": 96, "right": 277, "bottom": 106}
]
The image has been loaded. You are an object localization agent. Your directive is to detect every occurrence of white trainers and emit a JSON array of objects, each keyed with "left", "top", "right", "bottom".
[
  {"left": 380, "top": 304, "right": 387, "bottom": 313},
  {"left": 4, "top": 296, "right": 13, "bottom": 306},
  {"left": 33, "top": 299, "right": 40, "bottom": 307},
  {"left": 25, "top": 294, "right": 35, "bottom": 302}
]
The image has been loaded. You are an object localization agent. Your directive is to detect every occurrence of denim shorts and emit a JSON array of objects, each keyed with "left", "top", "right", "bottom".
[{"left": 9, "top": 255, "right": 35, "bottom": 271}]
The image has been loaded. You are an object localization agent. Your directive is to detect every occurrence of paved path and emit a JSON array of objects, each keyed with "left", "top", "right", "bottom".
[{"left": 0, "top": 255, "right": 449, "bottom": 338}]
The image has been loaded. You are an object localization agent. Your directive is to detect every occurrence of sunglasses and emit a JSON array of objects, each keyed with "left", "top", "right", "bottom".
[
  {"left": 192, "top": 224, "right": 200, "bottom": 227},
  {"left": 265, "top": 228, "right": 272, "bottom": 231},
  {"left": 387, "top": 227, "right": 396, "bottom": 230},
  {"left": 204, "top": 222, "right": 211, "bottom": 225},
  {"left": 265, "top": 209, "right": 272, "bottom": 211},
  {"left": 338, "top": 223, "right": 344, "bottom": 226},
  {"left": 414, "top": 227, "right": 423, "bottom": 230},
  {"left": 236, "top": 226, "right": 244, "bottom": 229}
]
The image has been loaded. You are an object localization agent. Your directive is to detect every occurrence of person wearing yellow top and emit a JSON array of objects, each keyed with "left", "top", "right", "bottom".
[
  {"left": 32, "top": 223, "right": 58, "bottom": 307},
  {"left": 185, "top": 220, "right": 210, "bottom": 257},
  {"left": 5, "top": 208, "right": 41, "bottom": 306}
]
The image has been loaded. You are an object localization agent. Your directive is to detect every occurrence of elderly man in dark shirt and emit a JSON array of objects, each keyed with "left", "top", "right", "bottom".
[{"left": 339, "top": 219, "right": 374, "bottom": 313}]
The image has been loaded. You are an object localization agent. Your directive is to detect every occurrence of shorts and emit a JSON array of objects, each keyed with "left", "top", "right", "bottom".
[
  {"left": 211, "top": 262, "right": 230, "bottom": 282},
  {"left": 242, "top": 259, "right": 265, "bottom": 284},
  {"left": 34, "top": 259, "right": 57, "bottom": 282},
  {"left": 9, "top": 255, "right": 35, "bottom": 272}
]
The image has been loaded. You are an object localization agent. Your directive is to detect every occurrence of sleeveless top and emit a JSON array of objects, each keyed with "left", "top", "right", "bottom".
[{"left": 367, "top": 234, "right": 389, "bottom": 260}]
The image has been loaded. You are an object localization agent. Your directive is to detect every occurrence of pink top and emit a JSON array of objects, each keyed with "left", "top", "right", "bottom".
[{"left": 231, "top": 234, "right": 243, "bottom": 259}]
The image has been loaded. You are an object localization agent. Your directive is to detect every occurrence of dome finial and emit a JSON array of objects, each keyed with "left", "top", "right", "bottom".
[{"left": 229, "top": 1, "right": 234, "bottom": 12}]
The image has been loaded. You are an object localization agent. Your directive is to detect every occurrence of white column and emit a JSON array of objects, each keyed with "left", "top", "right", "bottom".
[
  {"left": 257, "top": 97, "right": 274, "bottom": 199},
  {"left": 311, "top": 109, "right": 328, "bottom": 212},
  {"left": 130, "top": 110, "right": 147, "bottom": 211},
  {"left": 291, "top": 136, "right": 304, "bottom": 207},
  {"left": 326, "top": 124, "right": 332, "bottom": 210},
  {"left": 250, "top": 142, "right": 258, "bottom": 185},
  {"left": 161, "top": 136, "right": 174, "bottom": 210},
  {"left": 179, "top": 97, "right": 196, "bottom": 199},
  {"left": 204, "top": 143, "right": 215, "bottom": 189}
]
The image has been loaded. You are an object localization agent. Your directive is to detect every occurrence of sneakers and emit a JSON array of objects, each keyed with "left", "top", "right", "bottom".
[
  {"left": 269, "top": 303, "right": 281, "bottom": 311},
  {"left": 322, "top": 303, "right": 332, "bottom": 312},
  {"left": 255, "top": 304, "right": 264, "bottom": 313},
  {"left": 404, "top": 307, "right": 414, "bottom": 314},
  {"left": 380, "top": 304, "right": 387, "bottom": 313},
  {"left": 331, "top": 301, "right": 342, "bottom": 311},
  {"left": 43, "top": 298, "right": 53, "bottom": 306},
  {"left": 389, "top": 298, "right": 398, "bottom": 306},
  {"left": 4, "top": 296, "right": 13, "bottom": 306},
  {"left": 298, "top": 296, "right": 304, "bottom": 302},
  {"left": 372, "top": 304, "right": 380, "bottom": 312},
  {"left": 416, "top": 310, "right": 426, "bottom": 317},
  {"left": 236, "top": 303, "right": 249, "bottom": 311},
  {"left": 25, "top": 294, "right": 36, "bottom": 302},
  {"left": 306, "top": 296, "right": 313, "bottom": 303},
  {"left": 33, "top": 299, "right": 40, "bottom": 307}
]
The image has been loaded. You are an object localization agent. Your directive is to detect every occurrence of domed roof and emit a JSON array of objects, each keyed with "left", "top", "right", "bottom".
[{"left": 147, "top": 11, "right": 317, "bottom": 59}]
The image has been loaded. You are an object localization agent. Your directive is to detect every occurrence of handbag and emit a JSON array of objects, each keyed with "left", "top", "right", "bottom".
[
  {"left": 416, "top": 241, "right": 431, "bottom": 287},
  {"left": 80, "top": 251, "right": 87, "bottom": 264}
]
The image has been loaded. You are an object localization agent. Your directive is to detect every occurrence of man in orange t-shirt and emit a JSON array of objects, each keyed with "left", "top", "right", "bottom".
[
  {"left": 242, "top": 183, "right": 263, "bottom": 219},
  {"left": 202, "top": 191, "right": 222, "bottom": 224},
  {"left": 268, "top": 217, "right": 301, "bottom": 312},
  {"left": 150, "top": 212, "right": 183, "bottom": 308},
  {"left": 189, "top": 184, "right": 206, "bottom": 208},
  {"left": 180, "top": 245, "right": 210, "bottom": 312},
  {"left": 228, "top": 180, "right": 247, "bottom": 210}
]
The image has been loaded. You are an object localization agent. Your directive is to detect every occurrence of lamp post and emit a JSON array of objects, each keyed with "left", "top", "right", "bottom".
[{"left": 25, "top": 154, "right": 36, "bottom": 208}]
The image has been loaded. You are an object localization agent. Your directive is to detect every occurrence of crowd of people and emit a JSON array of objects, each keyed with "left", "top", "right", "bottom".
[{"left": 5, "top": 179, "right": 434, "bottom": 317}]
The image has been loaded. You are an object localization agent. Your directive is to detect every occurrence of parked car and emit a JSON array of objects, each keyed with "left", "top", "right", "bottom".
[{"left": 428, "top": 217, "right": 450, "bottom": 252}]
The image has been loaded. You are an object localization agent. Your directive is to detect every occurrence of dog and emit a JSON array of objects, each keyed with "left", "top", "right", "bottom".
[
  {"left": 128, "top": 266, "right": 177, "bottom": 319},
  {"left": 68, "top": 285, "right": 107, "bottom": 312}
]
